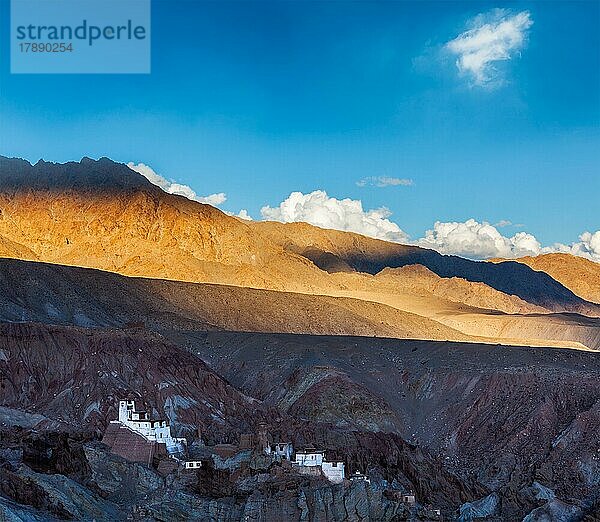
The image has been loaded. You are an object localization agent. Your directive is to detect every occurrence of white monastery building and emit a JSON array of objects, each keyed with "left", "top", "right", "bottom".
[
  {"left": 184, "top": 461, "right": 203, "bottom": 469},
  {"left": 295, "top": 449, "right": 324, "bottom": 467},
  {"left": 321, "top": 461, "right": 345, "bottom": 484},
  {"left": 266, "top": 442, "right": 294, "bottom": 460},
  {"left": 294, "top": 448, "right": 345, "bottom": 484},
  {"left": 115, "top": 399, "right": 186, "bottom": 454}
]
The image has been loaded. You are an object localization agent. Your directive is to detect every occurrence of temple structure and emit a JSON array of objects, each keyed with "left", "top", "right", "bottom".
[
  {"left": 294, "top": 448, "right": 345, "bottom": 483},
  {"left": 116, "top": 399, "right": 186, "bottom": 454},
  {"left": 102, "top": 399, "right": 187, "bottom": 465}
]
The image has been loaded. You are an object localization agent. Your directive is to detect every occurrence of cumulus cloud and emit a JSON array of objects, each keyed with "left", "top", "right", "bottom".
[
  {"left": 416, "top": 219, "right": 600, "bottom": 263},
  {"left": 224, "top": 209, "right": 253, "bottom": 221},
  {"left": 544, "top": 231, "right": 600, "bottom": 262},
  {"left": 416, "top": 219, "right": 541, "bottom": 259},
  {"left": 196, "top": 192, "right": 227, "bottom": 206},
  {"left": 260, "top": 190, "right": 409, "bottom": 243},
  {"left": 356, "top": 176, "right": 414, "bottom": 188},
  {"left": 236, "top": 209, "right": 253, "bottom": 221},
  {"left": 127, "top": 162, "right": 226, "bottom": 207},
  {"left": 446, "top": 9, "right": 533, "bottom": 86}
]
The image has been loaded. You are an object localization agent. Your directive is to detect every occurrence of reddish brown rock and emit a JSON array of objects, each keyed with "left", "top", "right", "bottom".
[{"left": 101, "top": 422, "right": 159, "bottom": 465}]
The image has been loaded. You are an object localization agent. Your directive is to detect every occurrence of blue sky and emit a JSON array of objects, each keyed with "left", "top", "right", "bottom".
[{"left": 1, "top": 0, "right": 598, "bottom": 254}]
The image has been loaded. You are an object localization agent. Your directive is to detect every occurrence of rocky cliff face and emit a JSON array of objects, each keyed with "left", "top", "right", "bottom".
[
  {"left": 2, "top": 418, "right": 596, "bottom": 521},
  {"left": 0, "top": 322, "right": 259, "bottom": 442},
  {"left": 191, "top": 330, "right": 600, "bottom": 519},
  {"left": 0, "top": 322, "right": 484, "bottom": 520},
  {"left": 0, "top": 434, "right": 455, "bottom": 521}
]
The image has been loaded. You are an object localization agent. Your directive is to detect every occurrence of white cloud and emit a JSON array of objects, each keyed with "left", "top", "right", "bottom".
[
  {"left": 356, "top": 176, "right": 414, "bottom": 188},
  {"left": 261, "top": 190, "right": 599, "bottom": 263},
  {"left": 446, "top": 9, "right": 533, "bottom": 86},
  {"left": 416, "top": 219, "right": 600, "bottom": 263},
  {"left": 236, "top": 209, "right": 253, "bottom": 221},
  {"left": 224, "top": 209, "right": 253, "bottom": 221},
  {"left": 196, "top": 192, "right": 227, "bottom": 206},
  {"left": 127, "top": 162, "right": 226, "bottom": 207},
  {"left": 544, "top": 231, "right": 600, "bottom": 262},
  {"left": 494, "top": 219, "right": 512, "bottom": 227},
  {"left": 260, "top": 190, "right": 409, "bottom": 243},
  {"left": 416, "top": 219, "right": 541, "bottom": 259}
]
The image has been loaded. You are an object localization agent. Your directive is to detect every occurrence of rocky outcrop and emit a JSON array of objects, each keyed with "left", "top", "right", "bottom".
[
  {"left": 284, "top": 370, "right": 405, "bottom": 433},
  {"left": 0, "top": 463, "right": 121, "bottom": 520},
  {"left": 457, "top": 493, "right": 499, "bottom": 521},
  {"left": 0, "top": 435, "right": 455, "bottom": 521},
  {"left": 193, "top": 330, "right": 600, "bottom": 519},
  {"left": 0, "top": 322, "right": 259, "bottom": 443}
]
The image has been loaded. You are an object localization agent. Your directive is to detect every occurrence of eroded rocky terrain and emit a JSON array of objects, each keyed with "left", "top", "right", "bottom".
[
  {"left": 0, "top": 156, "right": 599, "bottom": 521},
  {"left": 1, "top": 320, "right": 599, "bottom": 520},
  {"left": 1, "top": 322, "right": 486, "bottom": 521}
]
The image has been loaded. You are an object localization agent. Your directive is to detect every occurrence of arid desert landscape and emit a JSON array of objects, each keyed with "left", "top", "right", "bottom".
[{"left": 0, "top": 156, "right": 598, "bottom": 521}]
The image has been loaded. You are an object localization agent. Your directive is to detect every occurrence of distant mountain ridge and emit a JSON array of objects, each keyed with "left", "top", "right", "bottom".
[
  {"left": 254, "top": 220, "right": 600, "bottom": 316},
  {"left": 0, "top": 156, "right": 153, "bottom": 192},
  {"left": 0, "top": 155, "right": 596, "bottom": 314},
  {"left": 0, "top": 155, "right": 599, "bottom": 354},
  {"left": 491, "top": 253, "right": 600, "bottom": 304}
]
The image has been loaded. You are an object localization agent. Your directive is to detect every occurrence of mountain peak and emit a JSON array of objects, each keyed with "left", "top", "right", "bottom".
[{"left": 0, "top": 155, "right": 153, "bottom": 193}]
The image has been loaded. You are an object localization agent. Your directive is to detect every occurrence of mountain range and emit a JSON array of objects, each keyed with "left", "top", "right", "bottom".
[{"left": 0, "top": 156, "right": 598, "bottom": 521}]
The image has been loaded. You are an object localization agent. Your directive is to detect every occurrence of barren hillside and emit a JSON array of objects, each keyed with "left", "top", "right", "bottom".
[
  {"left": 491, "top": 253, "right": 600, "bottom": 304},
  {"left": 0, "top": 258, "right": 471, "bottom": 342},
  {"left": 0, "top": 156, "right": 599, "bottom": 351},
  {"left": 192, "top": 330, "right": 600, "bottom": 517}
]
